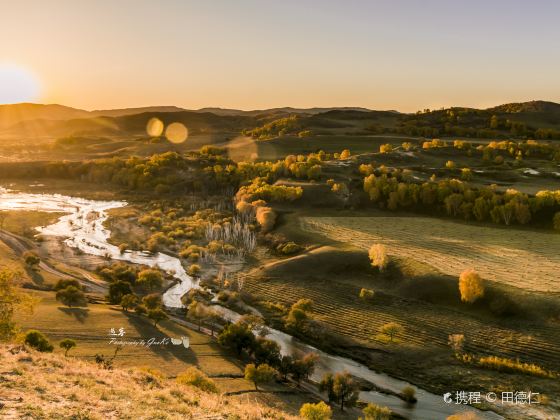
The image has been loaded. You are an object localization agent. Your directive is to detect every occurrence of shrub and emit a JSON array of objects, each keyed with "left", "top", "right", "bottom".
[
  {"left": 300, "top": 401, "right": 332, "bottom": 420},
  {"left": 24, "top": 330, "right": 53, "bottom": 352},
  {"left": 363, "top": 403, "right": 392, "bottom": 420},
  {"left": 176, "top": 366, "right": 218, "bottom": 393},
  {"left": 459, "top": 269, "right": 484, "bottom": 303},
  {"left": 477, "top": 355, "right": 554, "bottom": 378},
  {"left": 256, "top": 206, "right": 276, "bottom": 232},
  {"left": 187, "top": 264, "right": 201, "bottom": 276},
  {"left": 401, "top": 385, "right": 417, "bottom": 403},
  {"left": 23, "top": 251, "right": 40, "bottom": 267},
  {"left": 359, "top": 288, "right": 375, "bottom": 301}
]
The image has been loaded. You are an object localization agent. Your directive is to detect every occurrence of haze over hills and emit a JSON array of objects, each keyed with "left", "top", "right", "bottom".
[{"left": 1, "top": 100, "right": 560, "bottom": 141}]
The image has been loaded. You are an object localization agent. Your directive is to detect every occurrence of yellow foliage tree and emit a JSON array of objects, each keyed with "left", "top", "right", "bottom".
[{"left": 459, "top": 269, "right": 484, "bottom": 303}]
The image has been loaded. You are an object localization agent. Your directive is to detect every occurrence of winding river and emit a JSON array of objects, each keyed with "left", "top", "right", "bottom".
[{"left": 0, "top": 188, "right": 503, "bottom": 420}]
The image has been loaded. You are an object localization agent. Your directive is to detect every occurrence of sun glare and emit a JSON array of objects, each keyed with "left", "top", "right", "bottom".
[
  {"left": 165, "top": 122, "right": 188, "bottom": 143},
  {"left": 146, "top": 117, "right": 164, "bottom": 137},
  {"left": 0, "top": 63, "right": 41, "bottom": 104}
]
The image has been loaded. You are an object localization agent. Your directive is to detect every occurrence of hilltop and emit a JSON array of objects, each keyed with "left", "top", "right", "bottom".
[{"left": 0, "top": 344, "right": 298, "bottom": 419}]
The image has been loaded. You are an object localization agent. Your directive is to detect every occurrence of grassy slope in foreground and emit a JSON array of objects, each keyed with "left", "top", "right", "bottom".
[{"left": 0, "top": 344, "right": 297, "bottom": 419}]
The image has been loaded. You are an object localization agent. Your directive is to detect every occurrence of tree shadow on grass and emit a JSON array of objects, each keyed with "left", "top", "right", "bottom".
[
  {"left": 122, "top": 310, "right": 199, "bottom": 366},
  {"left": 58, "top": 307, "right": 90, "bottom": 323}
]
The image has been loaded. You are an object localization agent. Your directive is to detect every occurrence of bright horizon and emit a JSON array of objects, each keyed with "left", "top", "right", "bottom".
[{"left": 2, "top": 0, "right": 560, "bottom": 112}]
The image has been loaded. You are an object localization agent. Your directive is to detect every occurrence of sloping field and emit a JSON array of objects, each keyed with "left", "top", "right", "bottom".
[
  {"left": 243, "top": 270, "right": 560, "bottom": 371},
  {"left": 300, "top": 216, "right": 560, "bottom": 293}
]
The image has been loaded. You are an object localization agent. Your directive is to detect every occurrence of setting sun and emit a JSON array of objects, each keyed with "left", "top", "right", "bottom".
[{"left": 0, "top": 63, "right": 41, "bottom": 104}]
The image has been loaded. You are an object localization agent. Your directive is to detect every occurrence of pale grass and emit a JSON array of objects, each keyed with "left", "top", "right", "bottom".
[{"left": 0, "top": 344, "right": 297, "bottom": 419}]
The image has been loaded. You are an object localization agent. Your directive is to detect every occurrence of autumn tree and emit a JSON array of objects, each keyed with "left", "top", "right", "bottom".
[
  {"left": 333, "top": 371, "right": 359, "bottom": 411},
  {"left": 369, "top": 244, "right": 388, "bottom": 271},
  {"left": 379, "top": 322, "right": 403, "bottom": 342},
  {"left": 244, "top": 363, "right": 276, "bottom": 390},
  {"left": 120, "top": 294, "right": 138, "bottom": 312},
  {"left": 363, "top": 403, "right": 392, "bottom": 420},
  {"left": 0, "top": 270, "right": 36, "bottom": 341},
  {"left": 459, "top": 269, "right": 484, "bottom": 303},
  {"left": 137, "top": 269, "right": 163, "bottom": 291},
  {"left": 300, "top": 401, "right": 332, "bottom": 420}
]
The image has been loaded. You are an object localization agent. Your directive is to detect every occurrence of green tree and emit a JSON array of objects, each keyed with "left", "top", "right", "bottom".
[
  {"left": 147, "top": 308, "right": 168, "bottom": 327},
  {"left": 218, "top": 323, "right": 255, "bottom": 356},
  {"left": 120, "top": 294, "right": 138, "bottom": 311},
  {"left": 0, "top": 270, "right": 36, "bottom": 341},
  {"left": 59, "top": 338, "right": 76, "bottom": 356},
  {"left": 23, "top": 251, "right": 40, "bottom": 267},
  {"left": 253, "top": 337, "right": 281, "bottom": 367},
  {"left": 142, "top": 293, "right": 162, "bottom": 310},
  {"left": 333, "top": 371, "right": 359, "bottom": 411},
  {"left": 137, "top": 269, "right": 163, "bottom": 291},
  {"left": 56, "top": 286, "right": 87, "bottom": 307},
  {"left": 107, "top": 280, "right": 132, "bottom": 304},
  {"left": 300, "top": 401, "right": 332, "bottom": 420},
  {"left": 244, "top": 363, "right": 276, "bottom": 390},
  {"left": 54, "top": 278, "right": 82, "bottom": 291},
  {"left": 24, "top": 330, "right": 54, "bottom": 352}
]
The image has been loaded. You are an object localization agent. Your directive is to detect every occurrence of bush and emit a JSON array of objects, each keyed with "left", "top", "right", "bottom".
[
  {"left": 23, "top": 251, "right": 40, "bottom": 267},
  {"left": 401, "top": 385, "right": 417, "bottom": 403},
  {"left": 176, "top": 366, "right": 218, "bottom": 393},
  {"left": 300, "top": 401, "right": 332, "bottom": 419},
  {"left": 363, "top": 403, "right": 392, "bottom": 420},
  {"left": 277, "top": 241, "right": 302, "bottom": 255},
  {"left": 359, "top": 288, "right": 374, "bottom": 301},
  {"left": 24, "top": 330, "right": 53, "bottom": 352},
  {"left": 187, "top": 264, "right": 201, "bottom": 276}
]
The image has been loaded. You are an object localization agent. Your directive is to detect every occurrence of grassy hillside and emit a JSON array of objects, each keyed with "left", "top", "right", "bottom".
[{"left": 0, "top": 343, "right": 298, "bottom": 419}]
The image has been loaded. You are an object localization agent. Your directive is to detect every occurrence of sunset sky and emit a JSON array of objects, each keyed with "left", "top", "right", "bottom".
[{"left": 2, "top": 0, "right": 560, "bottom": 112}]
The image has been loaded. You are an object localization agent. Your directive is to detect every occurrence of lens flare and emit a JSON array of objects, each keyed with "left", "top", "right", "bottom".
[
  {"left": 146, "top": 117, "right": 164, "bottom": 137},
  {"left": 227, "top": 136, "right": 258, "bottom": 162},
  {"left": 165, "top": 122, "right": 188, "bottom": 143}
]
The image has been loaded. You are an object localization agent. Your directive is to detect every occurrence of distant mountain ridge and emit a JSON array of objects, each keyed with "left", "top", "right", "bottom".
[{"left": 1, "top": 100, "right": 559, "bottom": 140}]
